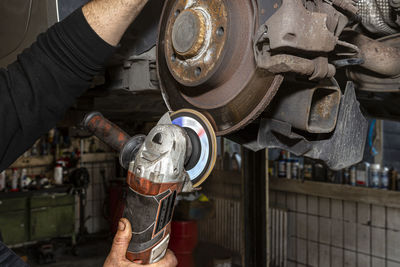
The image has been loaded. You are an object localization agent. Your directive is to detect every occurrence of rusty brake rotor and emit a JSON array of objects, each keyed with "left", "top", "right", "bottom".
[{"left": 157, "top": 0, "right": 283, "bottom": 136}]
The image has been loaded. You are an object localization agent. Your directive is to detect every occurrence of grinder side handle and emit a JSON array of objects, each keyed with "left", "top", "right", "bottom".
[{"left": 82, "top": 112, "right": 131, "bottom": 151}]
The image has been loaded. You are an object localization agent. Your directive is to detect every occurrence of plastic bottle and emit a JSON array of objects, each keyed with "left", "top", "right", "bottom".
[
  {"left": 278, "top": 151, "right": 286, "bottom": 178},
  {"left": 291, "top": 160, "right": 299, "bottom": 179},
  {"left": 381, "top": 167, "right": 389, "bottom": 190},
  {"left": 303, "top": 158, "right": 313, "bottom": 180},
  {"left": 370, "top": 164, "right": 381, "bottom": 189},
  {"left": 350, "top": 166, "right": 357, "bottom": 186},
  {"left": 11, "top": 168, "right": 19, "bottom": 191},
  {"left": 286, "top": 158, "right": 292, "bottom": 179},
  {"left": 54, "top": 164, "right": 63, "bottom": 185},
  {"left": 20, "top": 168, "right": 27, "bottom": 189}
]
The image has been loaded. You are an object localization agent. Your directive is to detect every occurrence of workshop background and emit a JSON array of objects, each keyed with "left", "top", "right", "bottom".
[
  {"left": 4, "top": 118, "right": 400, "bottom": 267},
  {"left": 3, "top": 0, "right": 400, "bottom": 267},
  {"left": 0, "top": 128, "right": 246, "bottom": 267}
]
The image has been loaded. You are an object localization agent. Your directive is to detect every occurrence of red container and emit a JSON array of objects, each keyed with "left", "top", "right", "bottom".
[{"left": 168, "top": 221, "right": 198, "bottom": 267}]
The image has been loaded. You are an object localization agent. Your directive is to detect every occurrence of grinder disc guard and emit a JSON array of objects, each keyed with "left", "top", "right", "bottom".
[{"left": 170, "top": 109, "right": 217, "bottom": 187}]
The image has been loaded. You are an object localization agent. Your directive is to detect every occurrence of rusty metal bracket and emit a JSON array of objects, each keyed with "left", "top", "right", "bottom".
[
  {"left": 253, "top": 0, "right": 339, "bottom": 80},
  {"left": 257, "top": 0, "right": 282, "bottom": 26},
  {"left": 344, "top": 31, "right": 400, "bottom": 77},
  {"left": 256, "top": 54, "right": 336, "bottom": 80},
  {"left": 266, "top": 79, "right": 342, "bottom": 133},
  {"left": 345, "top": 31, "right": 400, "bottom": 92},
  {"left": 260, "top": 0, "right": 338, "bottom": 53},
  {"left": 257, "top": 82, "right": 368, "bottom": 170},
  {"left": 326, "top": 0, "right": 359, "bottom": 16}
]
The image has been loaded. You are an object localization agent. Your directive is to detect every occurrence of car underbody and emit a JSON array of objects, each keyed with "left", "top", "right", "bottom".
[{"left": 2, "top": 0, "right": 400, "bottom": 169}]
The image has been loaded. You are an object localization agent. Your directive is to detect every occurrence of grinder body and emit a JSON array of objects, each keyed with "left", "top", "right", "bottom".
[
  {"left": 82, "top": 110, "right": 216, "bottom": 264},
  {"left": 124, "top": 124, "right": 189, "bottom": 263}
]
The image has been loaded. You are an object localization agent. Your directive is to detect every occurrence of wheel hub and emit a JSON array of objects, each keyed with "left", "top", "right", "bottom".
[
  {"left": 171, "top": 9, "right": 206, "bottom": 58},
  {"left": 164, "top": 0, "right": 228, "bottom": 87}
]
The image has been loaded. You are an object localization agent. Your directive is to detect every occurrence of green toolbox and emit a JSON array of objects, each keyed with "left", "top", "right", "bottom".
[{"left": 0, "top": 191, "right": 74, "bottom": 246}]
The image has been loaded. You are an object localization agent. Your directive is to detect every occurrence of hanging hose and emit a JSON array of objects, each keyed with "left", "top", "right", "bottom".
[{"left": 368, "top": 119, "right": 379, "bottom": 156}]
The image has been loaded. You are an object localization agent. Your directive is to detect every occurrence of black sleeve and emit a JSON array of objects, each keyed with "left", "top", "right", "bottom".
[
  {"left": 0, "top": 241, "right": 28, "bottom": 267},
  {"left": 0, "top": 8, "right": 116, "bottom": 171}
]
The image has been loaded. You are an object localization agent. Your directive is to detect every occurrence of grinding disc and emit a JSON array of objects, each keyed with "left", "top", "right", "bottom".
[{"left": 170, "top": 109, "right": 217, "bottom": 187}]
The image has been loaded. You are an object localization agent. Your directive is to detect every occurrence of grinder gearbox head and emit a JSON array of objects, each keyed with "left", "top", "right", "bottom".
[{"left": 170, "top": 109, "right": 217, "bottom": 188}]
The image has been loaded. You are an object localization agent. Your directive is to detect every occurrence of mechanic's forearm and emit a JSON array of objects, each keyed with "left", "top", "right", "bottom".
[{"left": 82, "top": 0, "right": 149, "bottom": 46}]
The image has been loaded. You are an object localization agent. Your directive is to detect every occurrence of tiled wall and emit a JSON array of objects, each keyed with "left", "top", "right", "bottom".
[
  {"left": 75, "top": 160, "right": 116, "bottom": 234},
  {"left": 270, "top": 190, "right": 400, "bottom": 267},
  {"left": 198, "top": 169, "right": 243, "bottom": 262},
  {"left": 198, "top": 197, "right": 242, "bottom": 254}
]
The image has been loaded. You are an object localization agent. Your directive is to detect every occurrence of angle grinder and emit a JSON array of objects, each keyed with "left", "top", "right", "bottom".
[{"left": 82, "top": 109, "right": 217, "bottom": 264}]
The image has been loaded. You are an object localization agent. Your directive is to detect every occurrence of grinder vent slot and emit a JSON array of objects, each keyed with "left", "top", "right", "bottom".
[{"left": 154, "top": 191, "right": 177, "bottom": 235}]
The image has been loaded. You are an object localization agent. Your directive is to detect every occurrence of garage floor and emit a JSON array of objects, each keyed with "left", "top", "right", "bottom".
[
  {"left": 15, "top": 235, "right": 241, "bottom": 267},
  {"left": 17, "top": 235, "right": 110, "bottom": 267},
  {"left": 30, "top": 255, "right": 106, "bottom": 267}
]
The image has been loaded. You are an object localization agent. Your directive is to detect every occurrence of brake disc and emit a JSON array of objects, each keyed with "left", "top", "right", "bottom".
[{"left": 157, "top": 0, "right": 283, "bottom": 136}]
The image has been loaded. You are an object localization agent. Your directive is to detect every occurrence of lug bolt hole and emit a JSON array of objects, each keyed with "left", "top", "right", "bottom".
[
  {"left": 175, "top": 9, "right": 181, "bottom": 17},
  {"left": 171, "top": 53, "right": 177, "bottom": 62},
  {"left": 195, "top": 67, "right": 202, "bottom": 76},
  {"left": 217, "top": 26, "right": 225, "bottom": 36}
]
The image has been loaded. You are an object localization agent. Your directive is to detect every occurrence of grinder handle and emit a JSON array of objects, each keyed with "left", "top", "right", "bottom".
[
  {"left": 123, "top": 186, "right": 177, "bottom": 264},
  {"left": 82, "top": 112, "right": 130, "bottom": 151}
]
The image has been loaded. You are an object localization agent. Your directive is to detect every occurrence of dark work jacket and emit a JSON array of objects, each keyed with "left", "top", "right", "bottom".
[
  {"left": 0, "top": 8, "right": 115, "bottom": 172},
  {"left": 0, "top": 8, "right": 114, "bottom": 266}
]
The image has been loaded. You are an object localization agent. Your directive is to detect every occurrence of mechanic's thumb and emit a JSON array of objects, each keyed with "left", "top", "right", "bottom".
[{"left": 110, "top": 218, "right": 132, "bottom": 259}]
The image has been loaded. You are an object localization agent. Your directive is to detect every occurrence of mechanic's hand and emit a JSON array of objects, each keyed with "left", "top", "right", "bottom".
[{"left": 103, "top": 218, "right": 178, "bottom": 267}]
